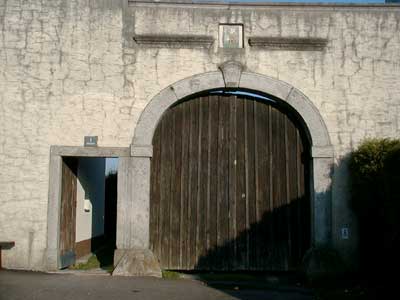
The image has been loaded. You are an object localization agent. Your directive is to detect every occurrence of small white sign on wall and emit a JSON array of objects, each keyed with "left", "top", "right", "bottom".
[
  {"left": 219, "top": 24, "right": 243, "bottom": 48},
  {"left": 341, "top": 227, "right": 349, "bottom": 240},
  {"left": 84, "top": 199, "right": 91, "bottom": 212}
]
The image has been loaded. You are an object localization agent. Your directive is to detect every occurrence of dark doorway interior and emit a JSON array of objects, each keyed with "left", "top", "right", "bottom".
[
  {"left": 58, "top": 156, "right": 118, "bottom": 270},
  {"left": 98, "top": 168, "right": 118, "bottom": 268}
]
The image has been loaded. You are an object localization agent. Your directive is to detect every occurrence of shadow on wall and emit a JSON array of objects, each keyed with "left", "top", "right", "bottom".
[
  {"left": 348, "top": 143, "right": 400, "bottom": 284},
  {"left": 94, "top": 171, "right": 118, "bottom": 268},
  {"left": 104, "top": 171, "right": 117, "bottom": 244},
  {"left": 333, "top": 150, "right": 400, "bottom": 284}
]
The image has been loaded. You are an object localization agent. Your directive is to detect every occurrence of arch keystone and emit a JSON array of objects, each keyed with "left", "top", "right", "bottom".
[{"left": 219, "top": 61, "right": 244, "bottom": 88}]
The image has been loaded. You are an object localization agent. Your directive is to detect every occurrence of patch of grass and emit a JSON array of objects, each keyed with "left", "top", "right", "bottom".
[
  {"left": 68, "top": 241, "right": 115, "bottom": 273},
  {"left": 162, "top": 270, "right": 181, "bottom": 280},
  {"left": 69, "top": 254, "right": 100, "bottom": 270}
]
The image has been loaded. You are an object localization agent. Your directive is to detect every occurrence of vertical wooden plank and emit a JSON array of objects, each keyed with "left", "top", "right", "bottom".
[
  {"left": 284, "top": 117, "right": 291, "bottom": 269},
  {"left": 188, "top": 99, "right": 199, "bottom": 269},
  {"left": 208, "top": 95, "right": 219, "bottom": 269},
  {"left": 197, "top": 97, "right": 209, "bottom": 269},
  {"left": 253, "top": 101, "right": 259, "bottom": 269},
  {"left": 295, "top": 130, "right": 302, "bottom": 266},
  {"left": 278, "top": 110, "right": 289, "bottom": 270},
  {"left": 287, "top": 118, "right": 299, "bottom": 267},
  {"left": 180, "top": 101, "right": 190, "bottom": 269},
  {"left": 160, "top": 111, "right": 173, "bottom": 268},
  {"left": 235, "top": 96, "right": 246, "bottom": 269},
  {"left": 59, "top": 157, "right": 78, "bottom": 268},
  {"left": 254, "top": 100, "right": 270, "bottom": 270},
  {"left": 269, "top": 106, "right": 279, "bottom": 269},
  {"left": 205, "top": 96, "right": 212, "bottom": 270},
  {"left": 150, "top": 122, "right": 162, "bottom": 260},
  {"left": 271, "top": 106, "right": 288, "bottom": 270},
  {"left": 217, "top": 95, "right": 230, "bottom": 270},
  {"left": 298, "top": 131, "right": 311, "bottom": 259},
  {"left": 170, "top": 105, "right": 183, "bottom": 269},
  {"left": 292, "top": 125, "right": 303, "bottom": 269},
  {"left": 229, "top": 95, "right": 237, "bottom": 269},
  {"left": 244, "top": 99, "right": 250, "bottom": 269},
  {"left": 195, "top": 98, "right": 202, "bottom": 268},
  {"left": 168, "top": 108, "right": 175, "bottom": 269},
  {"left": 245, "top": 99, "right": 257, "bottom": 269}
]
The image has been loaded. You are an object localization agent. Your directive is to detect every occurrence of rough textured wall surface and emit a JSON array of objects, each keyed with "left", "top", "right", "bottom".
[
  {"left": 0, "top": 0, "right": 132, "bottom": 270},
  {"left": 1, "top": 0, "right": 399, "bottom": 270}
]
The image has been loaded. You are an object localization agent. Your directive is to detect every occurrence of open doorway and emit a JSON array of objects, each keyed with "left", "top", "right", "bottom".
[{"left": 59, "top": 156, "right": 118, "bottom": 271}]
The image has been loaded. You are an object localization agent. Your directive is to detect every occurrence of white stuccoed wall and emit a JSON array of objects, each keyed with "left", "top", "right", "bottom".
[{"left": 0, "top": 0, "right": 399, "bottom": 270}]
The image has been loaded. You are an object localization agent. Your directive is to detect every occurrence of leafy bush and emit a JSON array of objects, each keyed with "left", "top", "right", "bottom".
[
  {"left": 349, "top": 138, "right": 400, "bottom": 278},
  {"left": 350, "top": 138, "right": 396, "bottom": 179},
  {"left": 349, "top": 139, "right": 397, "bottom": 215}
]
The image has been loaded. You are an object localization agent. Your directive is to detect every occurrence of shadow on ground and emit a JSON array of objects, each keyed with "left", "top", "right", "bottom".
[{"left": 0, "top": 270, "right": 313, "bottom": 300}]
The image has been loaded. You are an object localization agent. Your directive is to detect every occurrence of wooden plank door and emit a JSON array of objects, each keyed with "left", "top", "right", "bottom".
[
  {"left": 59, "top": 157, "right": 78, "bottom": 269},
  {"left": 150, "top": 94, "right": 310, "bottom": 271}
]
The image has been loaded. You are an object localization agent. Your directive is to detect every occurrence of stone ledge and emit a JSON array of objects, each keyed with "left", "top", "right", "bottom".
[
  {"left": 133, "top": 35, "right": 214, "bottom": 48},
  {"left": 128, "top": 0, "right": 400, "bottom": 9},
  {"left": 248, "top": 37, "right": 328, "bottom": 51}
]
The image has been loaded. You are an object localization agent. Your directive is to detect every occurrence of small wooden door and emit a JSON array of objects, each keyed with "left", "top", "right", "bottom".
[
  {"left": 150, "top": 94, "right": 310, "bottom": 271},
  {"left": 59, "top": 157, "right": 78, "bottom": 269}
]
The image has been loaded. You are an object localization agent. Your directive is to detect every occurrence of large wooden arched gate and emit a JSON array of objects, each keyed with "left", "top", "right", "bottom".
[{"left": 150, "top": 93, "right": 310, "bottom": 271}]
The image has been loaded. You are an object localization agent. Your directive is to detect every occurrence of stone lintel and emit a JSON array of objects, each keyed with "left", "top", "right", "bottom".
[
  {"left": 50, "top": 146, "right": 131, "bottom": 157},
  {"left": 128, "top": 0, "right": 400, "bottom": 8}
]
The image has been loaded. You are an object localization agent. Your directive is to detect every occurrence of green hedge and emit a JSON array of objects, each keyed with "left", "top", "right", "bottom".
[{"left": 349, "top": 138, "right": 400, "bottom": 276}]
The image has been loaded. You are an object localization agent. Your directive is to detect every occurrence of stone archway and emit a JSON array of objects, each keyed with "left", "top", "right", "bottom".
[{"left": 114, "top": 63, "right": 334, "bottom": 276}]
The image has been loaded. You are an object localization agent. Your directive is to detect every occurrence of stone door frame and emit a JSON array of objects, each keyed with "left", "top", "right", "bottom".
[{"left": 46, "top": 146, "right": 130, "bottom": 270}]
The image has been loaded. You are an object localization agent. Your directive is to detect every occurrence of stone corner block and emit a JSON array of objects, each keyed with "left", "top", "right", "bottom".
[
  {"left": 311, "top": 145, "right": 334, "bottom": 158},
  {"left": 130, "top": 144, "right": 153, "bottom": 157},
  {"left": 218, "top": 61, "right": 244, "bottom": 88},
  {"left": 113, "top": 249, "right": 162, "bottom": 277}
]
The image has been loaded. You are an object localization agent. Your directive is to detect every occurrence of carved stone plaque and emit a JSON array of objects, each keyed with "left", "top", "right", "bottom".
[{"left": 219, "top": 24, "right": 243, "bottom": 48}]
